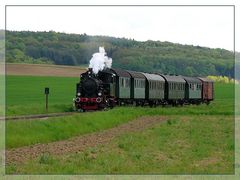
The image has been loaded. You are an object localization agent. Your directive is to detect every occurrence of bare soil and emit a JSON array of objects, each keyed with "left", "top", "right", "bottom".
[
  {"left": 6, "top": 115, "right": 167, "bottom": 164},
  {"left": 6, "top": 63, "right": 86, "bottom": 77}
]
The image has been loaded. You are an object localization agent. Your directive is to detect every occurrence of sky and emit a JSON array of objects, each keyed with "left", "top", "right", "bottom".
[{"left": 5, "top": 6, "right": 234, "bottom": 51}]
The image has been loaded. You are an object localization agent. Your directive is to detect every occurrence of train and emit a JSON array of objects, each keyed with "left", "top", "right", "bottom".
[{"left": 74, "top": 68, "right": 214, "bottom": 111}]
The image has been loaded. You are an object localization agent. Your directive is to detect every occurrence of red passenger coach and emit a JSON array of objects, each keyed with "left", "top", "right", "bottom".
[{"left": 198, "top": 77, "right": 214, "bottom": 103}]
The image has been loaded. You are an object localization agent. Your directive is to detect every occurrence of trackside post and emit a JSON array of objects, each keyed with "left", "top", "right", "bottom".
[{"left": 44, "top": 87, "right": 49, "bottom": 112}]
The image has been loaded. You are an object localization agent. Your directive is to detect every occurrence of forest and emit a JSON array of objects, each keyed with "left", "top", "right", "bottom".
[{"left": 5, "top": 30, "right": 235, "bottom": 77}]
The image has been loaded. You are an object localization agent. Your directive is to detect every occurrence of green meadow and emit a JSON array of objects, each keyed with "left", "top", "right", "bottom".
[
  {"left": 9, "top": 115, "right": 233, "bottom": 174},
  {"left": 6, "top": 75, "right": 234, "bottom": 116},
  {"left": 6, "top": 80, "right": 235, "bottom": 149},
  {"left": 5, "top": 75, "right": 235, "bottom": 174},
  {"left": 6, "top": 75, "right": 79, "bottom": 116}
]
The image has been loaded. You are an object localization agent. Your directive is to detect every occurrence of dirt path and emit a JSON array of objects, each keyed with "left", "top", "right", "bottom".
[{"left": 6, "top": 116, "right": 167, "bottom": 164}]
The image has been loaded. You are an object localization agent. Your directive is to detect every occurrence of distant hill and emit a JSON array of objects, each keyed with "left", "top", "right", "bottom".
[{"left": 5, "top": 30, "right": 235, "bottom": 77}]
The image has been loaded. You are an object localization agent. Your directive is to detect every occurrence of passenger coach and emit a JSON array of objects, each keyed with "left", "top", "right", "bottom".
[{"left": 160, "top": 74, "right": 186, "bottom": 105}]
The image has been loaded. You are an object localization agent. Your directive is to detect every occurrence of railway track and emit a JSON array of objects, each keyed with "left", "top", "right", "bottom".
[{"left": 0, "top": 112, "right": 76, "bottom": 121}]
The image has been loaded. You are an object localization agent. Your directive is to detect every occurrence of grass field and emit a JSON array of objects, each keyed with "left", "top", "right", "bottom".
[
  {"left": 5, "top": 75, "right": 235, "bottom": 174},
  {"left": 6, "top": 75, "right": 79, "bottom": 115},
  {"left": 6, "top": 82, "right": 234, "bottom": 149},
  {"left": 8, "top": 115, "right": 233, "bottom": 174}
]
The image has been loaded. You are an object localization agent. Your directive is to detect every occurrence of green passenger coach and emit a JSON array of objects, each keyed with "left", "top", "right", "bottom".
[
  {"left": 111, "top": 68, "right": 131, "bottom": 99},
  {"left": 126, "top": 70, "right": 146, "bottom": 100},
  {"left": 142, "top": 73, "right": 165, "bottom": 101},
  {"left": 160, "top": 74, "right": 186, "bottom": 104},
  {"left": 182, "top": 76, "right": 202, "bottom": 104}
]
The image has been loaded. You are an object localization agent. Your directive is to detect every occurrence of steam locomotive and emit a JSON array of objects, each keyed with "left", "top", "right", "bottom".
[{"left": 74, "top": 68, "right": 214, "bottom": 111}]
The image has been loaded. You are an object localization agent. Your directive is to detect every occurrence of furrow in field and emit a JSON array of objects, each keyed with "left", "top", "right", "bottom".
[{"left": 6, "top": 115, "right": 167, "bottom": 164}]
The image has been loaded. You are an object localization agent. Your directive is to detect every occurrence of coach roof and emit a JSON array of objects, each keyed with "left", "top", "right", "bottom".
[
  {"left": 198, "top": 77, "right": 214, "bottom": 82},
  {"left": 182, "top": 76, "right": 202, "bottom": 83},
  {"left": 141, "top": 72, "right": 165, "bottom": 82},
  {"left": 126, "top": 70, "right": 145, "bottom": 79},
  {"left": 110, "top": 68, "right": 131, "bottom": 78},
  {"left": 160, "top": 74, "right": 186, "bottom": 83}
]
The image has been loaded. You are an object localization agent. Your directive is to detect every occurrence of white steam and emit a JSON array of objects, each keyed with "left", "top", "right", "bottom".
[{"left": 89, "top": 47, "right": 112, "bottom": 74}]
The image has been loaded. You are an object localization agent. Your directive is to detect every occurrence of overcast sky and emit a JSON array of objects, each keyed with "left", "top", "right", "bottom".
[{"left": 6, "top": 6, "right": 234, "bottom": 51}]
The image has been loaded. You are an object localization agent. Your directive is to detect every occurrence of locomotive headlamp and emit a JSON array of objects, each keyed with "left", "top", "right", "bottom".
[
  {"left": 98, "top": 92, "right": 102, "bottom": 96},
  {"left": 77, "top": 92, "right": 81, "bottom": 96}
]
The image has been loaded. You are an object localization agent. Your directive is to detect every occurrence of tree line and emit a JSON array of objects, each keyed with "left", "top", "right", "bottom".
[{"left": 5, "top": 30, "right": 235, "bottom": 77}]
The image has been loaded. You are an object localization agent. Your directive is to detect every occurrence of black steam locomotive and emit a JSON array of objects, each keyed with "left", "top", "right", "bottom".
[
  {"left": 74, "top": 68, "right": 117, "bottom": 111},
  {"left": 74, "top": 68, "right": 214, "bottom": 111}
]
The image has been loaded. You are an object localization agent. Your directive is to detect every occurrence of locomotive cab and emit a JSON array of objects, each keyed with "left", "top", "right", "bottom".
[{"left": 98, "top": 70, "right": 116, "bottom": 97}]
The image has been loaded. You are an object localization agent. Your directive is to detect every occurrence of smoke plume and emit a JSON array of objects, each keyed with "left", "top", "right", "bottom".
[{"left": 89, "top": 47, "right": 112, "bottom": 74}]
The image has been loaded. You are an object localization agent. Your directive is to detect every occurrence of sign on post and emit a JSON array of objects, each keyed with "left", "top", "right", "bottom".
[{"left": 44, "top": 87, "right": 49, "bottom": 111}]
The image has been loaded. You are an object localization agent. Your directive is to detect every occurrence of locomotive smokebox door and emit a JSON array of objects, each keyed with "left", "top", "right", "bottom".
[{"left": 45, "top": 87, "right": 49, "bottom": 94}]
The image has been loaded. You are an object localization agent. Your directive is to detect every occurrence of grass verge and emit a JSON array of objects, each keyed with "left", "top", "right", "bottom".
[{"left": 6, "top": 115, "right": 234, "bottom": 174}]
